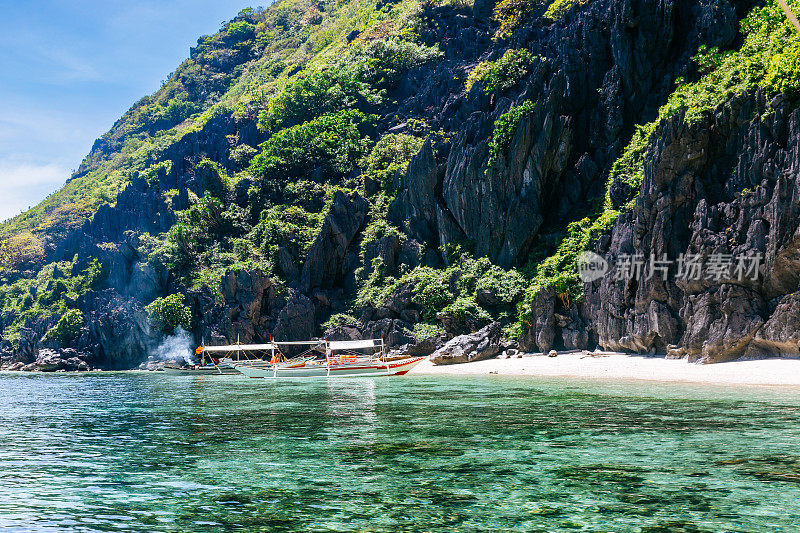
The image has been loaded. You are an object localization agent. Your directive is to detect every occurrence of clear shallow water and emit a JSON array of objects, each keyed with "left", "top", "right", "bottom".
[{"left": 1, "top": 374, "right": 800, "bottom": 532}]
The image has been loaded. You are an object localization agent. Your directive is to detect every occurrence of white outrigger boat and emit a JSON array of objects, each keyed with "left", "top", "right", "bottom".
[
  {"left": 160, "top": 364, "right": 230, "bottom": 375},
  {"left": 199, "top": 338, "right": 423, "bottom": 379}
]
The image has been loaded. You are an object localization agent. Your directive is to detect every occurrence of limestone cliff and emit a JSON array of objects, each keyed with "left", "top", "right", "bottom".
[{"left": 0, "top": 0, "right": 798, "bottom": 369}]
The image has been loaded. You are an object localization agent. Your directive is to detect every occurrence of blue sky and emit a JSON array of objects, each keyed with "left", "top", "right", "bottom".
[{"left": 0, "top": 0, "right": 261, "bottom": 221}]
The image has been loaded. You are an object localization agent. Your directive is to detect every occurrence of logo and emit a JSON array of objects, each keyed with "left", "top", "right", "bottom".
[{"left": 577, "top": 251, "right": 608, "bottom": 282}]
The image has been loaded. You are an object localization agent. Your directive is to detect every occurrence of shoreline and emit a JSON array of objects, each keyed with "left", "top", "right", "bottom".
[
  {"left": 408, "top": 352, "right": 800, "bottom": 387},
  {"left": 2, "top": 352, "right": 799, "bottom": 387}
]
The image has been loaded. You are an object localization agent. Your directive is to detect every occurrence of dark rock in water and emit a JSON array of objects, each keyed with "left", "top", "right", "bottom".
[
  {"left": 430, "top": 322, "right": 502, "bottom": 365},
  {"left": 28, "top": 349, "right": 91, "bottom": 372}
]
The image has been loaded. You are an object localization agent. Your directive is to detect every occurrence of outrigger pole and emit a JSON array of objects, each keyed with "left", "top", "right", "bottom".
[
  {"left": 381, "top": 331, "right": 390, "bottom": 374},
  {"left": 778, "top": 0, "right": 800, "bottom": 34}
]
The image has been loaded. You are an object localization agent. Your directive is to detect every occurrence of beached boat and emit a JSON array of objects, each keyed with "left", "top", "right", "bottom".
[
  {"left": 231, "top": 339, "right": 424, "bottom": 379},
  {"left": 203, "top": 341, "right": 317, "bottom": 373},
  {"left": 234, "top": 355, "right": 424, "bottom": 378},
  {"left": 160, "top": 364, "right": 233, "bottom": 375}
]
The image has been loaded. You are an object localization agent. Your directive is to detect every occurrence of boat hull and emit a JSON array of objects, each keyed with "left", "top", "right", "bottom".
[
  {"left": 160, "top": 366, "right": 234, "bottom": 375},
  {"left": 234, "top": 357, "right": 424, "bottom": 379}
]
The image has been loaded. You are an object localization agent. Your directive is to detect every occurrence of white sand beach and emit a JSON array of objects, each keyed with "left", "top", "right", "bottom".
[{"left": 408, "top": 352, "right": 800, "bottom": 386}]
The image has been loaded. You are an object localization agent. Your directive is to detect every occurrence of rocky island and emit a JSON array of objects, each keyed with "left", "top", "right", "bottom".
[{"left": 1, "top": 0, "right": 800, "bottom": 371}]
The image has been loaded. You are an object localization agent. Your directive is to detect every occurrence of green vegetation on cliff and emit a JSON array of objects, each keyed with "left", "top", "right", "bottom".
[
  {"left": 0, "top": 259, "right": 101, "bottom": 343},
  {"left": 42, "top": 310, "right": 84, "bottom": 345},
  {"left": 487, "top": 100, "right": 536, "bottom": 166},
  {"left": 465, "top": 48, "right": 535, "bottom": 94}
]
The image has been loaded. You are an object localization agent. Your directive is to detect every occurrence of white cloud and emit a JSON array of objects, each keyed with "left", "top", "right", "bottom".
[
  {"left": 0, "top": 161, "right": 69, "bottom": 222},
  {"left": 34, "top": 46, "right": 104, "bottom": 84}
]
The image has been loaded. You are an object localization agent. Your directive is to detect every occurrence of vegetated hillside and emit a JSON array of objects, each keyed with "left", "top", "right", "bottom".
[{"left": 1, "top": 0, "right": 798, "bottom": 370}]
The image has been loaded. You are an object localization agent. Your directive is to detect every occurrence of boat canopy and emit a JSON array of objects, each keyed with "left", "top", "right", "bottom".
[
  {"left": 205, "top": 339, "right": 383, "bottom": 353},
  {"left": 203, "top": 343, "right": 278, "bottom": 352},
  {"left": 203, "top": 339, "right": 382, "bottom": 352},
  {"left": 328, "top": 339, "right": 382, "bottom": 351}
]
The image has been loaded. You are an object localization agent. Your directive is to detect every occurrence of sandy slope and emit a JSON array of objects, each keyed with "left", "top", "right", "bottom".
[{"left": 408, "top": 352, "right": 800, "bottom": 386}]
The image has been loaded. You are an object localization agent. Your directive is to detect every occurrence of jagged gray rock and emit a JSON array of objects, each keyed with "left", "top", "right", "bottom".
[
  {"left": 430, "top": 321, "right": 502, "bottom": 365},
  {"left": 520, "top": 287, "right": 555, "bottom": 353},
  {"left": 29, "top": 349, "right": 91, "bottom": 372},
  {"left": 584, "top": 91, "right": 800, "bottom": 362},
  {"left": 83, "top": 291, "right": 152, "bottom": 369},
  {"left": 220, "top": 269, "right": 275, "bottom": 343},
  {"left": 272, "top": 291, "right": 316, "bottom": 343},
  {"left": 301, "top": 191, "right": 368, "bottom": 293},
  {"left": 748, "top": 292, "right": 800, "bottom": 357},
  {"left": 362, "top": 318, "right": 416, "bottom": 347}
]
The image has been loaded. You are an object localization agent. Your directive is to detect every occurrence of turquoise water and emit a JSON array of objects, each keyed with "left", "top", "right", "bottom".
[{"left": 1, "top": 374, "right": 800, "bottom": 532}]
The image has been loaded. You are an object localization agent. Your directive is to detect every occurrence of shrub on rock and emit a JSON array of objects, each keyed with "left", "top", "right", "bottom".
[
  {"left": 145, "top": 294, "right": 191, "bottom": 334},
  {"left": 42, "top": 309, "right": 84, "bottom": 345}
]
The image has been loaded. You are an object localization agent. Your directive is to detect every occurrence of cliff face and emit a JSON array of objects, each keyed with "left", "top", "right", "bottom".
[
  {"left": 405, "top": 0, "right": 743, "bottom": 268},
  {"left": 585, "top": 92, "right": 800, "bottom": 362},
  {"left": 0, "top": 0, "right": 798, "bottom": 369}
]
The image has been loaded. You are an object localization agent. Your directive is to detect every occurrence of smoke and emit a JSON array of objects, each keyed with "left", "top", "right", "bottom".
[{"left": 153, "top": 328, "right": 195, "bottom": 365}]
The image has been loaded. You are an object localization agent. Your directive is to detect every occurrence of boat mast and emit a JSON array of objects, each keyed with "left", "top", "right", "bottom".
[
  {"left": 381, "top": 332, "right": 389, "bottom": 374},
  {"left": 324, "top": 334, "right": 330, "bottom": 377}
]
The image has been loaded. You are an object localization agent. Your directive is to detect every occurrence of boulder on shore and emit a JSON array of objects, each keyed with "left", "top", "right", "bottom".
[
  {"left": 430, "top": 322, "right": 502, "bottom": 365},
  {"left": 22, "top": 348, "right": 92, "bottom": 372}
]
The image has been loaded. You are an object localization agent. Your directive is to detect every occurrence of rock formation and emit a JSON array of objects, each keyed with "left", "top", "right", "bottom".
[
  {"left": 2, "top": 0, "right": 798, "bottom": 368},
  {"left": 430, "top": 322, "right": 503, "bottom": 365}
]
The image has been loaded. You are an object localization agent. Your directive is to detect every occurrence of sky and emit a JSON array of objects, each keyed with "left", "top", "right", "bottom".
[{"left": 0, "top": 0, "right": 262, "bottom": 222}]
